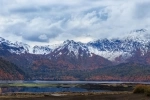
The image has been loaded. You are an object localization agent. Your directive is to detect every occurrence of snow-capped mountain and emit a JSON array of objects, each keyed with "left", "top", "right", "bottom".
[
  {"left": 0, "top": 37, "right": 30, "bottom": 54},
  {"left": 2, "top": 29, "right": 150, "bottom": 81},
  {"left": 32, "top": 44, "right": 61, "bottom": 54},
  {"left": 86, "top": 29, "right": 150, "bottom": 61},
  {"left": 125, "top": 29, "right": 149, "bottom": 43},
  {"left": 87, "top": 39, "right": 148, "bottom": 61},
  {"left": 51, "top": 40, "right": 91, "bottom": 58},
  {"left": 0, "top": 29, "right": 149, "bottom": 63},
  {"left": 33, "top": 45, "right": 52, "bottom": 54},
  {"left": 87, "top": 39, "right": 131, "bottom": 61},
  {"left": 46, "top": 40, "right": 112, "bottom": 69}
]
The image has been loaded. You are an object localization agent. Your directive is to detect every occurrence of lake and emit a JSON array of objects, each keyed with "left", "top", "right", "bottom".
[
  {"left": 0, "top": 81, "right": 150, "bottom": 84},
  {"left": 1, "top": 87, "right": 109, "bottom": 93},
  {"left": 0, "top": 81, "right": 149, "bottom": 93}
]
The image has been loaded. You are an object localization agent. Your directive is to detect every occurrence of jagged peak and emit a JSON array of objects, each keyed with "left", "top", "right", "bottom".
[
  {"left": 61, "top": 40, "right": 87, "bottom": 49},
  {"left": 123, "top": 28, "right": 149, "bottom": 42},
  {"left": 88, "top": 29, "right": 148, "bottom": 44},
  {"left": 0, "top": 28, "right": 149, "bottom": 59},
  {"left": 14, "top": 41, "right": 30, "bottom": 48},
  {"left": 57, "top": 40, "right": 86, "bottom": 50},
  {"left": 88, "top": 38, "right": 109, "bottom": 44},
  {"left": 63, "top": 40, "right": 83, "bottom": 45},
  {"left": 52, "top": 39, "right": 90, "bottom": 58},
  {"left": 130, "top": 29, "right": 147, "bottom": 34},
  {"left": 63, "top": 40, "right": 75, "bottom": 44},
  {"left": 33, "top": 45, "right": 52, "bottom": 54},
  {"left": 33, "top": 45, "right": 52, "bottom": 51},
  {"left": 0, "top": 37, "right": 5, "bottom": 41},
  {"left": 0, "top": 37, "right": 11, "bottom": 44}
]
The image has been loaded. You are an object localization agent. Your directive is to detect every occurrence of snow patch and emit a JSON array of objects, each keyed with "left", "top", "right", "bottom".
[{"left": 88, "top": 46, "right": 132, "bottom": 61}]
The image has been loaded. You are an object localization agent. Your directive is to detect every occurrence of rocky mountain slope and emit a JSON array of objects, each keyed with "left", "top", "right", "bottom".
[
  {"left": 0, "top": 29, "right": 149, "bottom": 62},
  {"left": 0, "top": 29, "right": 150, "bottom": 81}
]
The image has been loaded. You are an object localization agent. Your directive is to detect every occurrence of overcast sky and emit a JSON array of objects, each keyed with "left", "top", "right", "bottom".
[{"left": 0, "top": 0, "right": 150, "bottom": 46}]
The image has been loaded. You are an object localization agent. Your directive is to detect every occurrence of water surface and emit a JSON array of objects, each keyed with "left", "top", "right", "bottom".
[{"left": 0, "top": 81, "right": 148, "bottom": 93}]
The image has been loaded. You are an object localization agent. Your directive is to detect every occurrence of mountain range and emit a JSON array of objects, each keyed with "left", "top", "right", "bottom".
[{"left": 1, "top": 29, "right": 150, "bottom": 81}]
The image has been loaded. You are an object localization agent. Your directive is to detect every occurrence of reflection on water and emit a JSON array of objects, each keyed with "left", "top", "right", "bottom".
[
  {"left": 0, "top": 81, "right": 148, "bottom": 93},
  {"left": 1, "top": 87, "right": 108, "bottom": 93},
  {"left": 0, "top": 81, "right": 150, "bottom": 84}
]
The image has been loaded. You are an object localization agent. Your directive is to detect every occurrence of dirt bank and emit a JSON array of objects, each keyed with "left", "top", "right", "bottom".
[{"left": 0, "top": 92, "right": 149, "bottom": 100}]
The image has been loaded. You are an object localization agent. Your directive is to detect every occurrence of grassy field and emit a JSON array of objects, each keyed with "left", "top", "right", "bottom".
[{"left": 0, "top": 83, "right": 78, "bottom": 87}]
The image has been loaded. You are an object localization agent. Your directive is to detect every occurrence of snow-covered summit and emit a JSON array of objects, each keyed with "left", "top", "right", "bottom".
[
  {"left": 33, "top": 45, "right": 52, "bottom": 54},
  {"left": 52, "top": 40, "right": 91, "bottom": 57},
  {"left": 0, "top": 37, "right": 30, "bottom": 54},
  {"left": 124, "top": 29, "right": 149, "bottom": 42},
  {"left": 0, "top": 29, "right": 150, "bottom": 62},
  {"left": 86, "top": 29, "right": 150, "bottom": 61}
]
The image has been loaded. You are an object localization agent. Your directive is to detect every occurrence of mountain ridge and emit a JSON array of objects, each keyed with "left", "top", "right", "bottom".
[
  {"left": 0, "top": 29, "right": 150, "bottom": 81},
  {"left": 0, "top": 29, "right": 149, "bottom": 62}
]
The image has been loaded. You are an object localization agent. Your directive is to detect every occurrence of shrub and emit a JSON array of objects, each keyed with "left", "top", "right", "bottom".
[
  {"left": 145, "top": 87, "right": 150, "bottom": 96},
  {"left": 133, "top": 85, "right": 147, "bottom": 93},
  {"left": 133, "top": 85, "right": 150, "bottom": 96}
]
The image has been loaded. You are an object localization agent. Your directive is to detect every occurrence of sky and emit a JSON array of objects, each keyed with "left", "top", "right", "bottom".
[{"left": 0, "top": 0, "right": 150, "bottom": 46}]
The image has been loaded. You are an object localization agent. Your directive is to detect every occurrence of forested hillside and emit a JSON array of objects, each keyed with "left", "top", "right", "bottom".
[{"left": 0, "top": 57, "right": 28, "bottom": 80}]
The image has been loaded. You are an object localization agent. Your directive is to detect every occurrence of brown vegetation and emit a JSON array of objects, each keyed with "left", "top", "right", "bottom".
[
  {"left": 0, "top": 92, "right": 150, "bottom": 100},
  {"left": 133, "top": 85, "right": 150, "bottom": 96},
  {"left": 0, "top": 57, "right": 27, "bottom": 80}
]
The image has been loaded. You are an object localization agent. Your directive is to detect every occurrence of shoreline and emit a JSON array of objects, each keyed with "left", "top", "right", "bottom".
[
  {"left": 0, "top": 92, "right": 149, "bottom": 100},
  {"left": 0, "top": 91, "right": 135, "bottom": 98},
  {"left": 1, "top": 80, "right": 150, "bottom": 84},
  {"left": 0, "top": 82, "right": 150, "bottom": 99}
]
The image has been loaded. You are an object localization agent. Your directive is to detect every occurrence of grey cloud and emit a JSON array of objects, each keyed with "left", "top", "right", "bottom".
[
  {"left": 20, "top": 31, "right": 60, "bottom": 43},
  {"left": 10, "top": 5, "right": 66, "bottom": 14},
  {"left": 11, "top": 7, "right": 39, "bottom": 13},
  {"left": 134, "top": 1, "right": 150, "bottom": 19},
  {"left": 0, "top": 0, "right": 150, "bottom": 44},
  {"left": 83, "top": 7, "right": 110, "bottom": 21},
  {"left": 24, "top": 35, "right": 49, "bottom": 42},
  {"left": 3, "top": 18, "right": 62, "bottom": 42},
  {"left": 4, "top": 22, "right": 27, "bottom": 36}
]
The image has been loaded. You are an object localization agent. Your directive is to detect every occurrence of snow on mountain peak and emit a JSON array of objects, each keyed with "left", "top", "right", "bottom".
[
  {"left": 0, "top": 37, "right": 30, "bottom": 54},
  {"left": 33, "top": 45, "right": 52, "bottom": 54},
  {"left": 0, "top": 37, "right": 5, "bottom": 42},
  {"left": 53, "top": 40, "right": 91, "bottom": 57},
  {"left": 124, "top": 29, "right": 149, "bottom": 42},
  {"left": 14, "top": 41, "right": 30, "bottom": 52},
  {"left": 86, "top": 29, "right": 150, "bottom": 61},
  {"left": 0, "top": 28, "right": 150, "bottom": 62},
  {"left": 131, "top": 29, "right": 147, "bottom": 33}
]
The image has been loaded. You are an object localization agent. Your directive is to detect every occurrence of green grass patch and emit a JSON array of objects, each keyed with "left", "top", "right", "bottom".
[
  {"left": 0, "top": 83, "right": 78, "bottom": 88},
  {"left": 0, "top": 83, "right": 58, "bottom": 87}
]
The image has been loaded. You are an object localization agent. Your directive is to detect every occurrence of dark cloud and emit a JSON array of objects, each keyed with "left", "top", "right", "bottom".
[{"left": 24, "top": 35, "right": 49, "bottom": 42}]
